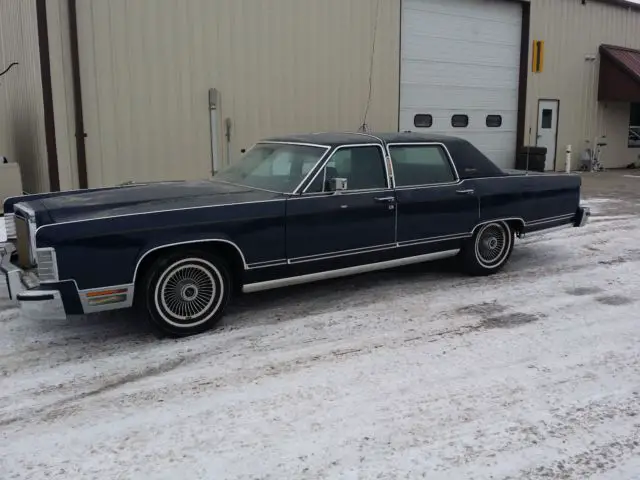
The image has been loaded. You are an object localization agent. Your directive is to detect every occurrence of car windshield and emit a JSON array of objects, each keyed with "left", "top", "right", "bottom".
[{"left": 214, "top": 143, "right": 327, "bottom": 193}]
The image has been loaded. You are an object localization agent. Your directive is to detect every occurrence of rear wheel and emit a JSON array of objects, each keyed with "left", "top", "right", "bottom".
[
  {"left": 140, "top": 250, "right": 232, "bottom": 337},
  {"left": 460, "top": 221, "right": 514, "bottom": 276}
]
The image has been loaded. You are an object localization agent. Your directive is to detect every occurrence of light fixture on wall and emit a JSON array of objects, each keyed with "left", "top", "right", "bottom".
[{"left": 585, "top": 54, "right": 597, "bottom": 61}]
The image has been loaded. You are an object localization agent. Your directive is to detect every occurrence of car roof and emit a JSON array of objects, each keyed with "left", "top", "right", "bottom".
[{"left": 261, "top": 131, "right": 467, "bottom": 147}]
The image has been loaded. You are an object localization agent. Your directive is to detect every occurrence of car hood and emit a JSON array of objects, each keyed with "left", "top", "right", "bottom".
[{"left": 30, "top": 180, "right": 284, "bottom": 224}]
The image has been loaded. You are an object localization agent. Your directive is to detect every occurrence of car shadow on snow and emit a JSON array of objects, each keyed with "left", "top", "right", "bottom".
[{"left": 220, "top": 242, "right": 571, "bottom": 330}]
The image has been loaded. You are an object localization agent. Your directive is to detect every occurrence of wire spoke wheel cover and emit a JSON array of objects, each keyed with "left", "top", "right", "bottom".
[
  {"left": 474, "top": 222, "right": 511, "bottom": 268},
  {"left": 153, "top": 257, "right": 225, "bottom": 328}
]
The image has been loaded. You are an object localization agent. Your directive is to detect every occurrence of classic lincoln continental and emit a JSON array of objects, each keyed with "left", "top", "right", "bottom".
[{"left": 1, "top": 132, "right": 590, "bottom": 337}]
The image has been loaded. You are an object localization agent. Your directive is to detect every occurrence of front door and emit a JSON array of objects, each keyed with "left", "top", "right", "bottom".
[
  {"left": 286, "top": 144, "right": 396, "bottom": 265},
  {"left": 536, "top": 100, "right": 559, "bottom": 171}
]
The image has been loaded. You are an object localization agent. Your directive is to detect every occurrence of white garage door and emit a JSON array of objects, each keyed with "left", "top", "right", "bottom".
[{"left": 400, "top": 0, "right": 523, "bottom": 169}]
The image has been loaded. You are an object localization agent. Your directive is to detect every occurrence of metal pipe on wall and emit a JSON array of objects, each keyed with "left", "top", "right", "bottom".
[{"left": 209, "top": 88, "right": 220, "bottom": 175}]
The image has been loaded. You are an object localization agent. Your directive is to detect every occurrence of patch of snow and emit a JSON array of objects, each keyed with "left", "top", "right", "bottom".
[{"left": 1, "top": 197, "right": 640, "bottom": 479}]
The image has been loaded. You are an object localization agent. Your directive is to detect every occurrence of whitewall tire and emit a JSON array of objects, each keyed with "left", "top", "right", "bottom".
[
  {"left": 460, "top": 221, "right": 514, "bottom": 276},
  {"left": 141, "top": 250, "right": 232, "bottom": 337}
]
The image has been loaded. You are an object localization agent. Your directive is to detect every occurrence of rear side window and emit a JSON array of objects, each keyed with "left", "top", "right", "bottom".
[{"left": 389, "top": 145, "right": 456, "bottom": 187}]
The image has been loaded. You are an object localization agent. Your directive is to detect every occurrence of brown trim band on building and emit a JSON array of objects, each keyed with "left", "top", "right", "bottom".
[
  {"left": 516, "top": 1, "right": 530, "bottom": 150},
  {"left": 35, "top": 0, "right": 60, "bottom": 192},
  {"left": 68, "top": 0, "right": 88, "bottom": 189}
]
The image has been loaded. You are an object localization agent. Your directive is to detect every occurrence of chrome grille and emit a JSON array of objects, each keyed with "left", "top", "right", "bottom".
[
  {"left": 15, "top": 215, "right": 34, "bottom": 269},
  {"left": 4, "top": 213, "right": 16, "bottom": 238},
  {"left": 37, "top": 248, "right": 59, "bottom": 282}
]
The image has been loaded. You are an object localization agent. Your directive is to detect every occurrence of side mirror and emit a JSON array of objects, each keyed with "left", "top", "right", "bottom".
[{"left": 327, "top": 177, "right": 348, "bottom": 192}]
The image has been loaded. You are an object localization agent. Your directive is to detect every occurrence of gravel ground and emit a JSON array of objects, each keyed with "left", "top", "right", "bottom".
[{"left": 1, "top": 172, "right": 639, "bottom": 479}]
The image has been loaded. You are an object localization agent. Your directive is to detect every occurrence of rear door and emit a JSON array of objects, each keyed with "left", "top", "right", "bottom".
[{"left": 389, "top": 143, "right": 479, "bottom": 246}]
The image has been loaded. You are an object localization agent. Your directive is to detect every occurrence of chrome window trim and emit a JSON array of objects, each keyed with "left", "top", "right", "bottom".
[
  {"left": 385, "top": 142, "right": 461, "bottom": 188},
  {"left": 255, "top": 140, "right": 332, "bottom": 149},
  {"left": 301, "top": 143, "right": 391, "bottom": 194},
  {"left": 221, "top": 141, "right": 332, "bottom": 195},
  {"left": 343, "top": 132, "right": 386, "bottom": 144},
  {"left": 290, "top": 187, "right": 394, "bottom": 200}
]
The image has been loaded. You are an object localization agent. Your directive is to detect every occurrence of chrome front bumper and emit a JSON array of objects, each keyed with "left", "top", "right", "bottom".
[{"left": 0, "top": 243, "right": 66, "bottom": 320}]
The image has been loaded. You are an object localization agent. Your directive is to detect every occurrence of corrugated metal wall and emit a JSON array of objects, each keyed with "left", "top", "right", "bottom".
[
  {"left": 72, "top": 0, "right": 400, "bottom": 187},
  {"left": 0, "top": 0, "right": 49, "bottom": 193},
  {"left": 526, "top": 0, "right": 640, "bottom": 169}
]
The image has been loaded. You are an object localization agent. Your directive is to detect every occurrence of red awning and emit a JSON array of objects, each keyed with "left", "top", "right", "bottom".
[{"left": 598, "top": 44, "right": 640, "bottom": 102}]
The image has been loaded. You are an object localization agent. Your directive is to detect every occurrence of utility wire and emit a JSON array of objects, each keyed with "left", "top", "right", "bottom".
[
  {"left": 359, "top": 0, "right": 380, "bottom": 133},
  {"left": 0, "top": 62, "right": 18, "bottom": 78}
]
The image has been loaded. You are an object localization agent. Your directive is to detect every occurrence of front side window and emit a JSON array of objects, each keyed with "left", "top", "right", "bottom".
[
  {"left": 389, "top": 145, "right": 456, "bottom": 186},
  {"left": 629, "top": 103, "right": 640, "bottom": 148},
  {"left": 214, "top": 143, "right": 326, "bottom": 192},
  {"left": 306, "top": 146, "right": 388, "bottom": 193}
]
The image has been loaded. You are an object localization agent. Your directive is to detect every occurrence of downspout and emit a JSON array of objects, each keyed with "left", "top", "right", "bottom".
[
  {"left": 68, "top": 0, "right": 88, "bottom": 189},
  {"left": 35, "top": 0, "right": 60, "bottom": 191}
]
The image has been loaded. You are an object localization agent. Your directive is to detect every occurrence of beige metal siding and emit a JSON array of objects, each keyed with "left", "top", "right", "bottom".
[
  {"left": 0, "top": 0, "right": 49, "bottom": 194},
  {"left": 74, "top": 0, "right": 400, "bottom": 188},
  {"left": 527, "top": 0, "right": 640, "bottom": 170}
]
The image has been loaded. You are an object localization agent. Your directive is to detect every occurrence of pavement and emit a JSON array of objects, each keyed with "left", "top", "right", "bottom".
[{"left": 1, "top": 172, "right": 640, "bottom": 480}]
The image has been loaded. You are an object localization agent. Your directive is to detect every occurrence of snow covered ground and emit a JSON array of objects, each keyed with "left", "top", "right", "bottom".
[{"left": 1, "top": 195, "right": 640, "bottom": 479}]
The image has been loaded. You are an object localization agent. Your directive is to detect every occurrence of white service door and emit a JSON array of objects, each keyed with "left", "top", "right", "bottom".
[
  {"left": 536, "top": 100, "right": 559, "bottom": 171},
  {"left": 399, "top": 0, "right": 523, "bottom": 169}
]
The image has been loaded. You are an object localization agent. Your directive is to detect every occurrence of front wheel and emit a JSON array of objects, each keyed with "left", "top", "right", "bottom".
[
  {"left": 460, "top": 221, "right": 514, "bottom": 276},
  {"left": 140, "top": 250, "right": 232, "bottom": 337}
]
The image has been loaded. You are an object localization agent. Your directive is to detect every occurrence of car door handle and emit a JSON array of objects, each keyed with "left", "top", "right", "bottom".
[
  {"left": 373, "top": 196, "right": 396, "bottom": 203},
  {"left": 456, "top": 189, "right": 475, "bottom": 195}
]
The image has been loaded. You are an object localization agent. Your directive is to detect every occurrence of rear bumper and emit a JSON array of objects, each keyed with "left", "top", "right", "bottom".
[
  {"left": 1, "top": 243, "right": 68, "bottom": 320},
  {"left": 574, "top": 206, "right": 591, "bottom": 227}
]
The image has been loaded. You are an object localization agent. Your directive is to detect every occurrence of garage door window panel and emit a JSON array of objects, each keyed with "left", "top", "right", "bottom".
[
  {"left": 390, "top": 145, "right": 457, "bottom": 187},
  {"left": 305, "top": 146, "right": 388, "bottom": 193},
  {"left": 414, "top": 114, "right": 433, "bottom": 128},
  {"left": 452, "top": 115, "right": 469, "bottom": 128},
  {"left": 486, "top": 115, "right": 503, "bottom": 128}
]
